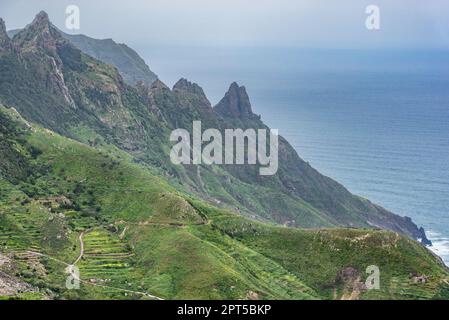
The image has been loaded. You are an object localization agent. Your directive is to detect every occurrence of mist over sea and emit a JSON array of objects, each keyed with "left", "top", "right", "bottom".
[{"left": 140, "top": 46, "right": 449, "bottom": 265}]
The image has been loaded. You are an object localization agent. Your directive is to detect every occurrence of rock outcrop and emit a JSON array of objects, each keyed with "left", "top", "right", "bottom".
[
  {"left": 0, "top": 18, "right": 12, "bottom": 53},
  {"left": 13, "top": 11, "right": 64, "bottom": 53},
  {"left": 173, "top": 78, "right": 213, "bottom": 111},
  {"left": 11, "top": 11, "right": 75, "bottom": 108},
  {"left": 214, "top": 82, "right": 255, "bottom": 119},
  {"left": 173, "top": 78, "right": 207, "bottom": 99}
]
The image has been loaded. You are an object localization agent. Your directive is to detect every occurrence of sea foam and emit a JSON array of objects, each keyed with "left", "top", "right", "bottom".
[{"left": 428, "top": 231, "right": 449, "bottom": 266}]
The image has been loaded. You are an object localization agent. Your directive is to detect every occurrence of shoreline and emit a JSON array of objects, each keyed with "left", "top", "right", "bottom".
[{"left": 427, "top": 231, "right": 449, "bottom": 267}]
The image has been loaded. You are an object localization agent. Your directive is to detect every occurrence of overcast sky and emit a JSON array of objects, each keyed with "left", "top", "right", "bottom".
[{"left": 1, "top": 0, "right": 449, "bottom": 49}]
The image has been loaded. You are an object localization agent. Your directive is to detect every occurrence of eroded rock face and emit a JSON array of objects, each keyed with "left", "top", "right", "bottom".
[
  {"left": 11, "top": 11, "right": 76, "bottom": 108},
  {"left": 13, "top": 11, "right": 63, "bottom": 54},
  {"left": 214, "top": 82, "right": 254, "bottom": 119},
  {"left": 173, "top": 78, "right": 208, "bottom": 100},
  {"left": 173, "top": 78, "right": 213, "bottom": 111},
  {"left": 150, "top": 79, "right": 170, "bottom": 92},
  {"left": 335, "top": 267, "right": 367, "bottom": 300},
  {"left": 0, "top": 253, "right": 11, "bottom": 268},
  {"left": 0, "top": 254, "right": 34, "bottom": 297},
  {"left": 0, "top": 18, "right": 12, "bottom": 52}
]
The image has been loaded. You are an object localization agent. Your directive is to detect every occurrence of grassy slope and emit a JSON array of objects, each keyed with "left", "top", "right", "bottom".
[
  {"left": 204, "top": 212, "right": 449, "bottom": 299},
  {"left": 1, "top": 106, "right": 448, "bottom": 300}
]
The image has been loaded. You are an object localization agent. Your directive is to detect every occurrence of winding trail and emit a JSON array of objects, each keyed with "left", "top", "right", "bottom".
[{"left": 73, "top": 231, "right": 85, "bottom": 265}]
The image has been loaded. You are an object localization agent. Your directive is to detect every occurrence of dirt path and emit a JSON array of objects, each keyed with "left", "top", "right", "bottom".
[{"left": 73, "top": 231, "right": 85, "bottom": 265}]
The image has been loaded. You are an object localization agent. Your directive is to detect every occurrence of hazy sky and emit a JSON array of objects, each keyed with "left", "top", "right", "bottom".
[{"left": 1, "top": 0, "right": 449, "bottom": 49}]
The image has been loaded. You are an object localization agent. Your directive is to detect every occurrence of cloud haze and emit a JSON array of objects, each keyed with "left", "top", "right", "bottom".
[{"left": 1, "top": 0, "right": 449, "bottom": 49}]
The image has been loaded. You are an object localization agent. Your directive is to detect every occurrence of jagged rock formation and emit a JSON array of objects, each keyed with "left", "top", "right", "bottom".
[
  {"left": 3, "top": 11, "right": 76, "bottom": 112},
  {"left": 173, "top": 78, "right": 213, "bottom": 112},
  {"left": 214, "top": 82, "right": 258, "bottom": 119},
  {"left": 0, "top": 18, "right": 12, "bottom": 53},
  {"left": 173, "top": 78, "right": 208, "bottom": 100},
  {"left": 13, "top": 11, "right": 63, "bottom": 52}
]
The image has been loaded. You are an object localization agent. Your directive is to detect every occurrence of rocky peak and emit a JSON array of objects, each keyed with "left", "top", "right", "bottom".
[
  {"left": 33, "top": 11, "right": 50, "bottom": 26},
  {"left": 173, "top": 78, "right": 205, "bottom": 97},
  {"left": 173, "top": 78, "right": 212, "bottom": 109},
  {"left": 9, "top": 12, "right": 76, "bottom": 108},
  {"left": 0, "top": 18, "right": 8, "bottom": 39},
  {"left": 214, "top": 82, "right": 254, "bottom": 119},
  {"left": 138, "top": 79, "right": 171, "bottom": 102},
  {"left": 25, "top": 11, "right": 53, "bottom": 37},
  {"left": 13, "top": 11, "right": 66, "bottom": 52},
  {"left": 0, "top": 18, "right": 12, "bottom": 51}
]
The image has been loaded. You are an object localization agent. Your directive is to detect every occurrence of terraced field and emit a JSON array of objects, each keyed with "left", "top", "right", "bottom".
[
  {"left": 78, "top": 229, "right": 132, "bottom": 284},
  {"left": 388, "top": 276, "right": 439, "bottom": 300},
  {"left": 76, "top": 228, "right": 164, "bottom": 299},
  {"left": 0, "top": 204, "right": 46, "bottom": 252},
  {"left": 189, "top": 225, "right": 318, "bottom": 299}
]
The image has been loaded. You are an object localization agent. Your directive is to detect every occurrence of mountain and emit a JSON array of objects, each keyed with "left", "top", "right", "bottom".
[
  {"left": 7, "top": 26, "right": 158, "bottom": 87},
  {"left": 215, "top": 82, "right": 255, "bottom": 119},
  {"left": 0, "top": 11, "right": 431, "bottom": 242},
  {"left": 0, "top": 19, "right": 12, "bottom": 53},
  {"left": 61, "top": 33, "right": 158, "bottom": 86},
  {"left": 0, "top": 11, "right": 445, "bottom": 299}
]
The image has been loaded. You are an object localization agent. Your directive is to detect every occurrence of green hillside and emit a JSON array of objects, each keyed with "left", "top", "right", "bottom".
[
  {"left": 1, "top": 12, "right": 448, "bottom": 300},
  {"left": 1, "top": 105, "right": 448, "bottom": 300}
]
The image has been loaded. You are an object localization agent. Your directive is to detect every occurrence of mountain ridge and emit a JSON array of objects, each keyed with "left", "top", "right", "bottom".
[
  {"left": 0, "top": 12, "right": 431, "bottom": 244},
  {"left": 7, "top": 22, "right": 158, "bottom": 87},
  {"left": 215, "top": 82, "right": 257, "bottom": 120},
  {"left": 0, "top": 11, "right": 446, "bottom": 300},
  {"left": 62, "top": 33, "right": 158, "bottom": 86}
]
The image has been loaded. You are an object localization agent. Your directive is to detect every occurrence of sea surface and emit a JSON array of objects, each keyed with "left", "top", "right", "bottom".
[{"left": 138, "top": 46, "right": 449, "bottom": 265}]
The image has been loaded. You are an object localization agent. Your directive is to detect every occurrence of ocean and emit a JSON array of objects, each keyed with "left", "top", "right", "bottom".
[{"left": 138, "top": 46, "right": 449, "bottom": 265}]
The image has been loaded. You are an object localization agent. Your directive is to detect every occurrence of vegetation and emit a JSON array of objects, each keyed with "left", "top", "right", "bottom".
[
  {"left": 0, "top": 106, "right": 448, "bottom": 300},
  {"left": 0, "top": 12, "right": 446, "bottom": 300},
  {"left": 0, "top": 12, "right": 428, "bottom": 239}
]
